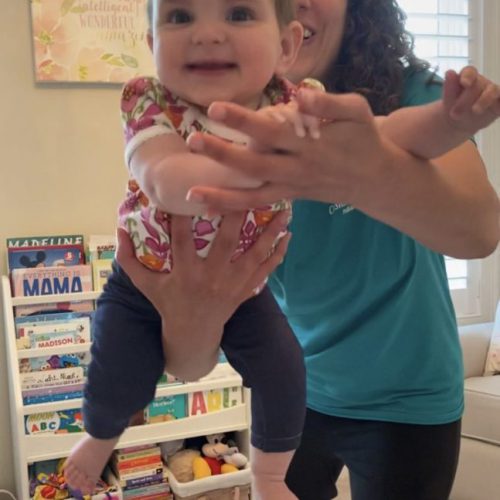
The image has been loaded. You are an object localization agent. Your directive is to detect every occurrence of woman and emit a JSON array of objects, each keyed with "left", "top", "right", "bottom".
[{"left": 118, "top": 0, "right": 500, "bottom": 499}]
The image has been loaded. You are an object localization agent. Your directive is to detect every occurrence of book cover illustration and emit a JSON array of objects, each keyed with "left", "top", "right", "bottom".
[
  {"left": 15, "top": 312, "right": 91, "bottom": 350},
  {"left": 24, "top": 408, "right": 84, "bottom": 435},
  {"left": 188, "top": 387, "right": 243, "bottom": 417},
  {"left": 144, "top": 395, "right": 187, "bottom": 424},
  {"left": 19, "top": 351, "right": 91, "bottom": 375},
  {"left": 88, "top": 234, "right": 116, "bottom": 261},
  {"left": 21, "top": 366, "right": 85, "bottom": 405},
  {"left": 7, "top": 244, "right": 85, "bottom": 271},
  {"left": 92, "top": 258, "right": 113, "bottom": 292},
  {"left": 14, "top": 299, "right": 94, "bottom": 318},
  {"left": 11, "top": 264, "right": 92, "bottom": 297}
]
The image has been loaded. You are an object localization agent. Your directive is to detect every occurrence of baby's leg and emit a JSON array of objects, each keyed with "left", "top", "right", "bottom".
[
  {"left": 221, "top": 287, "right": 306, "bottom": 500},
  {"left": 64, "top": 263, "right": 164, "bottom": 495}
]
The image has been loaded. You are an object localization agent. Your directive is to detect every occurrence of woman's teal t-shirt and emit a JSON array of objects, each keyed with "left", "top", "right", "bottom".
[{"left": 269, "top": 69, "right": 464, "bottom": 425}]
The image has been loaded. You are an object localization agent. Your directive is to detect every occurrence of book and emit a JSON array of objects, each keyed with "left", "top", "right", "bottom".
[
  {"left": 7, "top": 234, "right": 84, "bottom": 249},
  {"left": 24, "top": 409, "right": 84, "bottom": 434},
  {"left": 11, "top": 264, "right": 92, "bottom": 297},
  {"left": 87, "top": 234, "right": 116, "bottom": 261},
  {"left": 21, "top": 366, "right": 85, "bottom": 404},
  {"left": 114, "top": 446, "right": 161, "bottom": 462},
  {"left": 113, "top": 465, "right": 164, "bottom": 481},
  {"left": 144, "top": 395, "right": 187, "bottom": 423},
  {"left": 19, "top": 351, "right": 91, "bottom": 374},
  {"left": 22, "top": 389, "right": 83, "bottom": 405},
  {"left": 20, "top": 366, "right": 84, "bottom": 390},
  {"left": 123, "top": 482, "right": 171, "bottom": 499},
  {"left": 14, "top": 298, "right": 94, "bottom": 317},
  {"left": 92, "top": 258, "right": 113, "bottom": 291},
  {"left": 114, "top": 455, "right": 163, "bottom": 472},
  {"left": 7, "top": 244, "right": 85, "bottom": 271},
  {"left": 188, "top": 387, "right": 243, "bottom": 417},
  {"left": 15, "top": 311, "right": 92, "bottom": 349},
  {"left": 118, "top": 471, "right": 164, "bottom": 490}
]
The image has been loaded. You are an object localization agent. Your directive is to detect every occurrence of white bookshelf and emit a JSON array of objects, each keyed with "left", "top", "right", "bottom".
[{"left": 1, "top": 275, "right": 251, "bottom": 499}]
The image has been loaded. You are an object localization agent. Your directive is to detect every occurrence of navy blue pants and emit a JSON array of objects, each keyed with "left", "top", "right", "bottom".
[
  {"left": 83, "top": 262, "right": 305, "bottom": 452},
  {"left": 286, "top": 408, "right": 461, "bottom": 500}
]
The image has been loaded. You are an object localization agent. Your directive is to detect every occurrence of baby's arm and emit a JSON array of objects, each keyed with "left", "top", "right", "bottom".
[
  {"left": 377, "top": 66, "right": 500, "bottom": 159},
  {"left": 130, "top": 133, "right": 261, "bottom": 216}
]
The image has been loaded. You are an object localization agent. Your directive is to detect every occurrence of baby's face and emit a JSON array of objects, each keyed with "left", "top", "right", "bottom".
[{"left": 148, "top": 0, "right": 290, "bottom": 108}]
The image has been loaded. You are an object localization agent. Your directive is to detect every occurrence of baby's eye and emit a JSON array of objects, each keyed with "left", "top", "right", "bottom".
[
  {"left": 166, "top": 9, "right": 192, "bottom": 24},
  {"left": 227, "top": 7, "right": 254, "bottom": 22}
]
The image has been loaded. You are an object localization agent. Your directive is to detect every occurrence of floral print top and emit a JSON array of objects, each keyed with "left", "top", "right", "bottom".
[{"left": 119, "top": 76, "right": 294, "bottom": 273}]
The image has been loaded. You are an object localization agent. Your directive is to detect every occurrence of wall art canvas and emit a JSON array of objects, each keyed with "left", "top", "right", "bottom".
[{"left": 31, "top": 0, "right": 155, "bottom": 83}]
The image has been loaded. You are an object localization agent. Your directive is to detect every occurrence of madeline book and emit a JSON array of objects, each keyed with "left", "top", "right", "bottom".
[
  {"left": 10, "top": 264, "right": 92, "bottom": 298},
  {"left": 7, "top": 234, "right": 84, "bottom": 248}
]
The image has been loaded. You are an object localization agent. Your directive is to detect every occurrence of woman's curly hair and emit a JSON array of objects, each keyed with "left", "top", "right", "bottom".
[{"left": 324, "top": 0, "right": 433, "bottom": 115}]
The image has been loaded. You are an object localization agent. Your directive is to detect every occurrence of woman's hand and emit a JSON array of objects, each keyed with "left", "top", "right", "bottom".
[
  {"left": 115, "top": 211, "right": 291, "bottom": 380},
  {"left": 185, "top": 89, "right": 389, "bottom": 212}
]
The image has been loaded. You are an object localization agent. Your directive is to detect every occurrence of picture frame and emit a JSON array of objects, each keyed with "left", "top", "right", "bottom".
[{"left": 30, "top": 0, "right": 155, "bottom": 83}]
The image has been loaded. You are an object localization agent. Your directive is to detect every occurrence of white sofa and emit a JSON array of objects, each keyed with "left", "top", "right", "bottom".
[{"left": 450, "top": 318, "right": 500, "bottom": 500}]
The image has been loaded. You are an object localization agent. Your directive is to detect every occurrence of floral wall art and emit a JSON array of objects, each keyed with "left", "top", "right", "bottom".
[{"left": 31, "top": 0, "right": 155, "bottom": 83}]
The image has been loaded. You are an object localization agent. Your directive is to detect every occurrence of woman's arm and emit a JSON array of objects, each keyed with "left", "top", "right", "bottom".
[
  {"left": 115, "top": 211, "right": 291, "bottom": 381},
  {"left": 185, "top": 91, "right": 499, "bottom": 258}
]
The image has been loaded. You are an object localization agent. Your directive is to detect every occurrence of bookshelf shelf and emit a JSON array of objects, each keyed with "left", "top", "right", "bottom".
[{"left": 1, "top": 275, "right": 251, "bottom": 499}]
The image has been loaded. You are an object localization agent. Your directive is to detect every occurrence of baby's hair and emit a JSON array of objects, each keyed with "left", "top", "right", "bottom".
[{"left": 146, "top": 0, "right": 296, "bottom": 29}]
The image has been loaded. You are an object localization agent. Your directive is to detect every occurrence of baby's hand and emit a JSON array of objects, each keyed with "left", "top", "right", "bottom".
[
  {"left": 444, "top": 66, "right": 500, "bottom": 134},
  {"left": 257, "top": 101, "right": 322, "bottom": 139}
]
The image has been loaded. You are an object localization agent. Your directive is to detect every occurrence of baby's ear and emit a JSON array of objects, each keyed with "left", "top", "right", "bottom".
[{"left": 275, "top": 20, "right": 303, "bottom": 77}]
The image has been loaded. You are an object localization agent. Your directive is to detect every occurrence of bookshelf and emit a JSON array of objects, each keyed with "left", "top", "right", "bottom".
[{"left": 1, "top": 275, "right": 251, "bottom": 499}]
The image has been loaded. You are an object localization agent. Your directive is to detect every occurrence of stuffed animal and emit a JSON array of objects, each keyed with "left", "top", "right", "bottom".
[
  {"left": 193, "top": 433, "right": 248, "bottom": 480},
  {"left": 167, "top": 448, "right": 201, "bottom": 483}
]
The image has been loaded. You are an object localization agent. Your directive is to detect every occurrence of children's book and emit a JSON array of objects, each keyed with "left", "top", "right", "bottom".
[
  {"left": 144, "top": 395, "right": 187, "bottom": 424},
  {"left": 15, "top": 311, "right": 92, "bottom": 349},
  {"left": 122, "top": 481, "right": 171, "bottom": 499},
  {"left": 24, "top": 409, "right": 84, "bottom": 434},
  {"left": 114, "top": 454, "right": 163, "bottom": 473},
  {"left": 19, "top": 351, "right": 91, "bottom": 374},
  {"left": 11, "top": 264, "right": 92, "bottom": 297},
  {"left": 7, "top": 244, "right": 85, "bottom": 271},
  {"left": 112, "top": 464, "right": 164, "bottom": 481},
  {"left": 7, "top": 234, "right": 84, "bottom": 249},
  {"left": 20, "top": 366, "right": 84, "bottom": 390},
  {"left": 114, "top": 445, "right": 162, "bottom": 462},
  {"left": 118, "top": 471, "right": 164, "bottom": 490},
  {"left": 187, "top": 387, "right": 243, "bottom": 417},
  {"left": 21, "top": 367, "right": 85, "bottom": 404},
  {"left": 92, "top": 258, "right": 113, "bottom": 291},
  {"left": 87, "top": 234, "right": 116, "bottom": 261},
  {"left": 14, "top": 299, "right": 94, "bottom": 318}
]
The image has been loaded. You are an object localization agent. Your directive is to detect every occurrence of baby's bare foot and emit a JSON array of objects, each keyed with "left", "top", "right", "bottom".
[{"left": 64, "top": 434, "right": 119, "bottom": 495}]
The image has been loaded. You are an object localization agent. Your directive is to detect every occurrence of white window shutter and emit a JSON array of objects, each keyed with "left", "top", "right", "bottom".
[{"left": 399, "top": 0, "right": 487, "bottom": 320}]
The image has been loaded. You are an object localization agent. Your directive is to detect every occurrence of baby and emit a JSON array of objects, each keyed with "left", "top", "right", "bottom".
[{"left": 64, "top": 0, "right": 500, "bottom": 498}]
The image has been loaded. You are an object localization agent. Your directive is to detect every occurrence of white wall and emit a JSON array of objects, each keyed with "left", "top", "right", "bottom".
[{"left": 0, "top": 2, "right": 127, "bottom": 492}]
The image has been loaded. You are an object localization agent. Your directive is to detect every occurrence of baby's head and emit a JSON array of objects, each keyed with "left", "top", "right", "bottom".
[{"left": 146, "top": 0, "right": 302, "bottom": 109}]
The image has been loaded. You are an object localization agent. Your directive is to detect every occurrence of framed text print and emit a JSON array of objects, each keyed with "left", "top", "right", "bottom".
[{"left": 31, "top": 0, "right": 155, "bottom": 83}]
